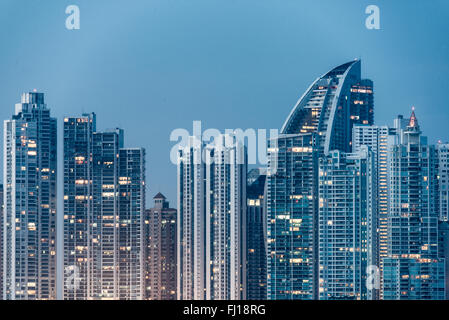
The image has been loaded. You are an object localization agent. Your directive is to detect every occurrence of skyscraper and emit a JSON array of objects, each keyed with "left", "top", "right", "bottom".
[
  {"left": 144, "top": 193, "right": 177, "bottom": 300},
  {"left": 246, "top": 168, "right": 267, "bottom": 300},
  {"left": 63, "top": 113, "right": 95, "bottom": 300},
  {"left": 3, "top": 92, "right": 57, "bottom": 300},
  {"left": 349, "top": 80, "right": 374, "bottom": 130},
  {"left": 318, "top": 146, "right": 377, "bottom": 300},
  {"left": 177, "top": 136, "right": 206, "bottom": 300},
  {"left": 436, "top": 142, "right": 449, "bottom": 300},
  {"left": 117, "top": 147, "right": 146, "bottom": 299},
  {"left": 177, "top": 134, "right": 247, "bottom": 300},
  {"left": 438, "top": 220, "right": 449, "bottom": 299},
  {"left": 436, "top": 142, "right": 449, "bottom": 221},
  {"left": 280, "top": 59, "right": 371, "bottom": 155},
  {"left": 0, "top": 184, "right": 4, "bottom": 299},
  {"left": 352, "top": 125, "right": 397, "bottom": 297},
  {"left": 267, "top": 60, "right": 373, "bottom": 299},
  {"left": 63, "top": 113, "right": 145, "bottom": 300},
  {"left": 383, "top": 109, "right": 444, "bottom": 299},
  {"left": 353, "top": 125, "right": 392, "bottom": 260},
  {"left": 266, "top": 134, "right": 318, "bottom": 300}
]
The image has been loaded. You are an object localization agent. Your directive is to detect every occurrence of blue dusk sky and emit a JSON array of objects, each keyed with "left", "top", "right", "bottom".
[{"left": 1, "top": 0, "right": 449, "bottom": 207}]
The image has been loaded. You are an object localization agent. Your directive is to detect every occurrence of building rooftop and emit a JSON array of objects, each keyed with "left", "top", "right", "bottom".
[{"left": 153, "top": 192, "right": 166, "bottom": 200}]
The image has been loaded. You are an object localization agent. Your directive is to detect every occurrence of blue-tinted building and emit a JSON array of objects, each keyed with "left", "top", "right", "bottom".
[
  {"left": 0, "top": 184, "right": 4, "bottom": 299},
  {"left": 3, "top": 92, "right": 57, "bottom": 300},
  {"left": 177, "top": 134, "right": 247, "bottom": 300},
  {"left": 63, "top": 114, "right": 145, "bottom": 300},
  {"left": 318, "top": 147, "right": 377, "bottom": 300},
  {"left": 383, "top": 110, "right": 444, "bottom": 299},
  {"left": 438, "top": 220, "right": 449, "bottom": 299},
  {"left": 267, "top": 60, "right": 373, "bottom": 299},
  {"left": 246, "top": 168, "right": 267, "bottom": 300}
]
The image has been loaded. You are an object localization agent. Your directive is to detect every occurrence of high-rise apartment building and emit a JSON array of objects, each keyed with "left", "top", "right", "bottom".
[
  {"left": 63, "top": 113, "right": 145, "bottom": 300},
  {"left": 266, "top": 134, "right": 318, "bottom": 299},
  {"left": 436, "top": 143, "right": 449, "bottom": 300},
  {"left": 3, "top": 92, "right": 57, "bottom": 300},
  {"left": 353, "top": 125, "right": 390, "bottom": 263},
  {"left": 349, "top": 80, "right": 374, "bottom": 130},
  {"left": 267, "top": 60, "right": 373, "bottom": 299},
  {"left": 177, "top": 136, "right": 206, "bottom": 300},
  {"left": 177, "top": 134, "right": 247, "bottom": 300},
  {"left": 117, "top": 147, "right": 146, "bottom": 299},
  {"left": 437, "top": 142, "right": 449, "bottom": 221},
  {"left": 0, "top": 184, "right": 3, "bottom": 299},
  {"left": 63, "top": 113, "right": 95, "bottom": 300},
  {"left": 352, "top": 125, "right": 397, "bottom": 298},
  {"left": 438, "top": 221, "right": 449, "bottom": 299},
  {"left": 144, "top": 193, "right": 177, "bottom": 300},
  {"left": 383, "top": 109, "right": 444, "bottom": 299},
  {"left": 318, "top": 146, "right": 377, "bottom": 300},
  {"left": 246, "top": 168, "right": 267, "bottom": 300}
]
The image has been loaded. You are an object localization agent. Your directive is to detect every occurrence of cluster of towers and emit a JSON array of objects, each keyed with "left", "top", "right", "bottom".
[
  {"left": 0, "top": 92, "right": 175, "bottom": 300},
  {"left": 1, "top": 59, "right": 448, "bottom": 300},
  {"left": 177, "top": 59, "right": 449, "bottom": 300}
]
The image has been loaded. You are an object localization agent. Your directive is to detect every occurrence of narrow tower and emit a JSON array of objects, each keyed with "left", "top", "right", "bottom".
[{"left": 3, "top": 92, "right": 57, "bottom": 300}]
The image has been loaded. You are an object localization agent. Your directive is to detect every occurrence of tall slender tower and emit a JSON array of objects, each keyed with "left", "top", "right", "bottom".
[
  {"left": 144, "top": 193, "right": 177, "bottom": 300},
  {"left": 436, "top": 142, "right": 449, "bottom": 299},
  {"left": 177, "top": 134, "right": 247, "bottom": 300},
  {"left": 63, "top": 113, "right": 95, "bottom": 300},
  {"left": 266, "top": 134, "right": 318, "bottom": 300},
  {"left": 267, "top": 60, "right": 372, "bottom": 299},
  {"left": 383, "top": 109, "right": 444, "bottom": 299},
  {"left": 117, "top": 147, "right": 146, "bottom": 300},
  {"left": 438, "top": 221, "right": 449, "bottom": 299},
  {"left": 318, "top": 146, "right": 377, "bottom": 300},
  {"left": 3, "top": 92, "right": 57, "bottom": 300},
  {"left": 353, "top": 126, "right": 389, "bottom": 260},
  {"left": 436, "top": 142, "right": 449, "bottom": 221},
  {"left": 246, "top": 169, "right": 267, "bottom": 300},
  {"left": 0, "top": 184, "right": 4, "bottom": 299},
  {"left": 63, "top": 114, "right": 145, "bottom": 300},
  {"left": 352, "top": 124, "right": 397, "bottom": 298},
  {"left": 177, "top": 136, "right": 206, "bottom": 300}
]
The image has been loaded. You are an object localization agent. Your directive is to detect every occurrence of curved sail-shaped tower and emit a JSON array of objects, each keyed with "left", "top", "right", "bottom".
[
  {"left": 281, "top": 59, "right": 363, "bottom": 155},
  {"left": 266, "top": 60, "right": 374, "bottom": 300}
]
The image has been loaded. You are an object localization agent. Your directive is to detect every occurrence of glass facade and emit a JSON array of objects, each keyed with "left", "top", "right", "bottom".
[
  {"left": 266, "top": 134, "right": 318, "bottom": 299},
  {"left": 383, "top": 111, "right": 444, "bottom": 299},
  {"left": 318, "top": 147, "right": 377, "bottom": 300},
  {"left": 177, "top": 136, "right": 206, "bottom": 300},
  {"left": 246, "top": 168, "right": 267, "bottom": 300},
  {"left": 267, "top": 60, "right": 374, "bottom": 300},
  {"left": 349, "top": 80, "right": 374, "bottom": 130},
  {"left": 63, "top": 113, "right": 95, "bottom": 300},
  {"left": 177, "top": 135, "right": 247, "bottom": 300},
  {"left": 63, "top": 114, "right": 145, "bottom": 300},
  {"left": 437, "top": 143, "right": 449, "bottom": 221},
  {"left": 3, "top": 92, "right": 57, "bottom": 300},
  {"left": 352, "top": 125, "right": 396, "bottom": 298}
]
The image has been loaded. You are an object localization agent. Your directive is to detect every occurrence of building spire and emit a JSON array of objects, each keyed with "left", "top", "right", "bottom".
[
  {"left": 409, "top": 106, "right": 418, "bottom": 128},
  {"left": 153, "top": 192, "right": 166, "bottom": 200}
]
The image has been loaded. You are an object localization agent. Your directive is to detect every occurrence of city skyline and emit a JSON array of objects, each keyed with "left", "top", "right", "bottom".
[
  {"left": 1, "top": 1, "right": 449, "bottom": 206},
  {"left": 1, "top": 1, "right": 449, "bottom": 302},
  {"left": 1, "top": 59, "right": 449, "bottom": 300}
]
